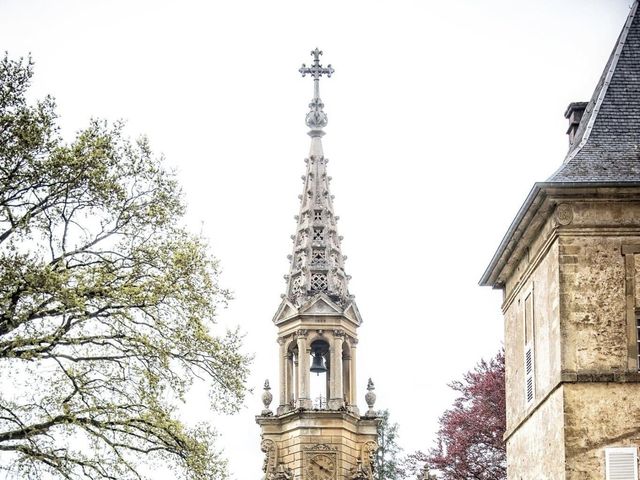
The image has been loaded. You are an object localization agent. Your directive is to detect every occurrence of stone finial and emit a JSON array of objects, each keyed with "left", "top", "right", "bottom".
[
  {"left": 262, "top": 379, "right": 273, "bottom": 415},
  {"left": 305, "top": 98, "right": 328, "bottom": 131},
  {"left": 365, "top": 378, "right": 377, "bottom": 416}
]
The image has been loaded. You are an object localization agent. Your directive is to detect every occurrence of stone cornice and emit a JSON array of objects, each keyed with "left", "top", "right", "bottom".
[
  {"left": 481, "top": 183, "right": 640, "bottom": 289},
  {"left": 255, "top": 409, "right": 380, "bottom": 429},
  {"left": 501, "top": 227, "right": 558, "bottom": 312}
]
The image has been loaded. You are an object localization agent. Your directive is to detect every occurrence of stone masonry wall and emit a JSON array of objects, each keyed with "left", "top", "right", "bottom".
[
  {"left": 558, "top": 200, "right": 640, "bottom": 479},
  {"left": 559, "top": 235, "right": 628, "bottom": 373},
  {"left": 506, "top": 386, "right": 566, "bottom": 480},
  {"left": 274, "top": 428, "right": 364, "bottom": 478},
  {"left": 503, "top": 196, "right": 640, "bottom": 480},
  {"left": 564, "top": 383, "right": 640, "bottom": 479},
  {"left": 504, "top": 239, "right": 561, "bottom": 434}
]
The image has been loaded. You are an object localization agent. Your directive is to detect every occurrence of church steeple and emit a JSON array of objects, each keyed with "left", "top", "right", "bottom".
[
  {"left": 257, "top": 49, "right": 378, "bottom": 480},
  {"left": 284, "top": 49, "right": 352, "bottom": 308}
]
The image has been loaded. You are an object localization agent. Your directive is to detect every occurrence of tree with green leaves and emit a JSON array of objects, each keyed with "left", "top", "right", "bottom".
[
  {"left": 375, "top": 409, "right": 405, "bottom": 480},
  {"left": 0, "top": 55, "right": 250, "bottom": 480}
]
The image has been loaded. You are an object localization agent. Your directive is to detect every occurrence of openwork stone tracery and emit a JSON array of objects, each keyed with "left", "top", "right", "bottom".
[{"left": 286, "top": 154, "right": 351, "bottom": 308}]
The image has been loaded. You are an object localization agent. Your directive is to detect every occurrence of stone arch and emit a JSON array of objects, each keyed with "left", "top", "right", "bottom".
[{"left": 306, "top": 330, "right": 331, "bottom": 346}]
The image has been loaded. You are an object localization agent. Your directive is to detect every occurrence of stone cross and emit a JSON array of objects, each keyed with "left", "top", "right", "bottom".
[{"left": 299, "top": 48, "right": 334, "bottom": 100}]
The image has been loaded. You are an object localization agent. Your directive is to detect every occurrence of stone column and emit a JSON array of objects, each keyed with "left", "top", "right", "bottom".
[
  {"left": 343, "top": 349, "right": 351, "bottom": 405},
  {"left": 278, "top": 337, "right": 287, "bottom": 407},
  {"left": 293, "top": 351, "right": 299, "bottom": 400},
  {"left": 349, "top": 339, "right": 359, "bottom": 414},
  {"left": 329, "top": 330, "right": 344, "bottom": 410},
  {"left": 325, "top": 355, "right": 331, "bottom": 406},
  {"left": 622, "top": 246, "right": 640, "bottom": 371},
  {"left": 286, "top": 352, "right": 294, "bottom": 404},
  {"left": 296, "top": 330, "right": 311, "bottom": 409}
]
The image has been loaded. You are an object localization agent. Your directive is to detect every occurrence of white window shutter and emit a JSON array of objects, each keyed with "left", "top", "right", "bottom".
[
  {"left": 524, "top": 344, "right": 535, "bottom": 405},
  {"left": 606, "top": 447, "right": 638, "bottom": 480}
]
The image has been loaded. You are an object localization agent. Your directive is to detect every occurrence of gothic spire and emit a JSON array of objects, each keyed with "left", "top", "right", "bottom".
[{"left": 283, "top": 49, "right": 352, "bottom": 308}]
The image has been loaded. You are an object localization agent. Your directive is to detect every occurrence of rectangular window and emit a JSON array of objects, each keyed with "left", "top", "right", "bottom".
[
  {"left": 524, "top": 291, "right": 534, "bottom": 345},
  {"left": 636, "top": 311, "right": 640, "bottom": 371},
  {"left": 524, "top": 344, "right": 535, "bottom": 405},
  {"left": 605, "top": 447, "right": 638, "bottom": 480},
  {"left": 622, "top": 247, "right": 640, "bottom": 372},
  {"left": 524, "top": 289, "right": 535, "bottom": 406}
]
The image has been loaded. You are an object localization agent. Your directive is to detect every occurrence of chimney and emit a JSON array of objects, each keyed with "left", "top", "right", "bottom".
[{"left": 564, "top": 102, "right": 588, "bottom": 147}]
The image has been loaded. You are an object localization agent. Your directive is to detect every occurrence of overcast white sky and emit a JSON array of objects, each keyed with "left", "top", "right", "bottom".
[{"left": 1, "top": 0, "right": 635, "bottom": 478}]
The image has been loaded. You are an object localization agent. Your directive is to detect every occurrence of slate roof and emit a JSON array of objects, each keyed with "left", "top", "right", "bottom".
[{"left": 549, "top": 1, "right": 640, "bottom": 182}]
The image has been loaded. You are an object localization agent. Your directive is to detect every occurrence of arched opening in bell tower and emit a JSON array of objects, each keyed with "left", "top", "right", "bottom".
[
  {"left": 309, "top": 339, "right": 329, "bottom": 409},
  {"left": 285, "top": 341, "right": 297, "bottom": 406}
]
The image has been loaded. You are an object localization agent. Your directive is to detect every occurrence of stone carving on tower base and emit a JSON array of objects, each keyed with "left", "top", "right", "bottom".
[
  {"left": 257, "top": 409, "right": 379, "bottom": 480},
  {"left": 349, "top": 441, "right": 378, "bottom": 480},
  {"left": 261, "top": 438, "right": 293, "bottom": 480},
  {"left": 350, "top": 460, "right": 369, "bottom": 480},
  {"left": 271, "top": 463, "right": 293, "bottom": 480},
  {"left": 261, "top": 439, "right": 277, "bottom": 478}
]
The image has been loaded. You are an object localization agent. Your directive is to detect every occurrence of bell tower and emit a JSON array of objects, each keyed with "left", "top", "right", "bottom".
[{"left": 256, "top": 49, "right": 379, "bottom": 480}]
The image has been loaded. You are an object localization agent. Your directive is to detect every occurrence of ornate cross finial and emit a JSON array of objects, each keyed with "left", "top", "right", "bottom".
[
  {"left": 299, "top": 48, "right": 334, "bottom": 96},
  {"left": 299, "top": 48, "right": 334, "bottom": 130}
]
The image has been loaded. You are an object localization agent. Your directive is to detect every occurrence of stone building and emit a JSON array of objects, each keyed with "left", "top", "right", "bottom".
[
  {"left": 255, "top": 50, "right": 380, "bottom": 480},
  {"left": 481, "top": 2, "right": 640, "bottom": 479}
]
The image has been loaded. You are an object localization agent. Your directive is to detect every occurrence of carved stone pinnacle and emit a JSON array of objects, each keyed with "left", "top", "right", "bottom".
[
  {"left": 262, "top": 379, "right": 273, "bottom": 415},
  {"left": 365, "top": 378, "right": 377, "bottom": 416}
]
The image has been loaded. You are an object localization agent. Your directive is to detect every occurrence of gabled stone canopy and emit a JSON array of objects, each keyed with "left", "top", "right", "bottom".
[{"left": 272, "top": 293, "right": 363, "bottom": 326}]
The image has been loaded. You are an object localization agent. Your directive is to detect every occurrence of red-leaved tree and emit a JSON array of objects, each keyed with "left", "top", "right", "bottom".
[{"left": 427, "top": 350, "right": 506, "bottom": 480}]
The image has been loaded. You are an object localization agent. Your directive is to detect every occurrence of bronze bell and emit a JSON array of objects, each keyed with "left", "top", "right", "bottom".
[{"left": 310, "top": 350, "right": 327, "bottom": 374}]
